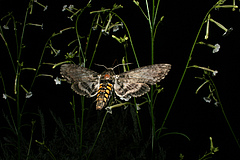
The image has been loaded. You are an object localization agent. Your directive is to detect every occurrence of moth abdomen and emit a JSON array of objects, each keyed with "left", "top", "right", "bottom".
[{"left": 96, "top": 83, "right": 113, "bottom": 110}]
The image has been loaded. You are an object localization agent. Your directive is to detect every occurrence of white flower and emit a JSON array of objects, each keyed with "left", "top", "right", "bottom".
[
  {"left": 67, "top": 17, "right": 73, "bottom": 21},
  {"left": 213, "top": 44, "right": 220, "bottom": 53},
  {"left": 112, "top": 22, "right": 123, "bottom": 32},
  {"left": 212, "top": 70, "right": 218, "bottom": 76},
  {"left": 136, "top": 104, "right": 141, "bottom": 110},
  {"left": 214, "top": 101, "right": 220, "bottom": 107},
  {"left": 203, "top": 97, "right": 211, "bottom": 103},
  {"left": 43, "top": 5, "right": 48, "bottom": 11},
  {"left": 26, "top": 92, "right": 33, "bottom": 98},
  {"left": 62, "top": 5, "right": 67, "bottom": 11},
  {"left": 68, "top": 5, "right": 74, "bottom": 10},
  {"left": 3, "top": 25, "right": 9, "bottom": 30},
  {"left": 105, "top": 107, "right": 112, "bottom": 114},
  {"left": 3, "top": 94, "right": 7, "bottom": 99},
  {"left": 101, "top": 29, "right": 109, "bottom": 35},
  {"left": 120, "top": 22, "right": 123, "bottom": 29},
  {"left": 92, "top": 25, "right": 98, "bottom": 30},
  {"left": 54, "top": 77, "right": 61, "bottom": 85},
  {"left": 112, "top": 26, "right": 119, "bottom": 32},
  {"left": 54, "top": 50, "right": 61, "bottom": 57}
]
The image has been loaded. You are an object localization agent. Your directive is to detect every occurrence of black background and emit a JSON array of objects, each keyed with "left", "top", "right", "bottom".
[{"left": 1, "top": 0, "right": 240, "bottom": 159}]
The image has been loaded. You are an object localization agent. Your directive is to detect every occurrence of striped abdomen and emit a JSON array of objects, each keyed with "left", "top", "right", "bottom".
[{"left": 96, "top": 83, "right": 113, "bottom": 110}]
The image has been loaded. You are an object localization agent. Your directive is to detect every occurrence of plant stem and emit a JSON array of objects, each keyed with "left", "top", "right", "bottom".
[{"left": 157, "top": 1, "right": 218, "bottom": 138}]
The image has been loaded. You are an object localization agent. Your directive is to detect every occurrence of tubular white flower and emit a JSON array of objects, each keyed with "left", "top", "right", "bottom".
[
  {"left": 54, "top": 77, "right": 61, "bottom": 85},
  {"left": 3, "top": 25, "right": 9, "bottom": 29},
  {"left": 62, "top": 5, "right": 67, "bottom": 11},
  {"left": 212, "top": 44, "right": 220, "bottom": 53},
  {"left": 3, "top": 94, "right": 7, "bottom": 99},
  {"left": 26, "top": 92, "right": 33, "bottom": 98},
  {"left": 212, "top": 70, "right": 218, "bottom": 76},
  {"left": 203, "top": 97, "right": 211, "bottom": 103}
]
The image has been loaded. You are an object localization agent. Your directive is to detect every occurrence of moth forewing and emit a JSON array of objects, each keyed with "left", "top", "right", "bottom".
[{"left": 113, "top": 64, "right": 171, "bottom": 101}]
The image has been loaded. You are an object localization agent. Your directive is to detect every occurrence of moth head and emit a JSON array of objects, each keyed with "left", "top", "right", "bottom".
[{"left": 95, "top": 63, "right": 132, "bottom": 80}]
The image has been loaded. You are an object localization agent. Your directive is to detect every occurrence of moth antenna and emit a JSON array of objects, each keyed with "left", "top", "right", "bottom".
[
  {"left": 95, "top": 63, "right": 132, "bottom": 70},
  {"left": 94, "top": 63, "right": 108, "bottom": 69},
  {"left": 112, "top": 63, "right": 132, "bottom": 70}
]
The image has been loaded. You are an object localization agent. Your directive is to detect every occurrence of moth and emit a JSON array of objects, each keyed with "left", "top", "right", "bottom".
[{"left": 60, "top": 63, "right": 171, "bottom": 110}]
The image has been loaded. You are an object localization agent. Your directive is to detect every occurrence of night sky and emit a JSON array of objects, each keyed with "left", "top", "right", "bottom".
[{"left": 1, "top": 0, "right": 240, "bottom": 159}]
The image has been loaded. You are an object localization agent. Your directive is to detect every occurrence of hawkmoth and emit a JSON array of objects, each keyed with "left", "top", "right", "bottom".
[{"left": 60, "top": 63, "right": 171, "bottom": 110}]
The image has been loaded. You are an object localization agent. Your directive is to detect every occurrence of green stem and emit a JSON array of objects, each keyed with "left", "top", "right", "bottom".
[
  {"left": 0, "top": 26, "right": 16, "bottom": 73},
  {"left": 157, "top": 2, "right": 218, "bottom": 139},
  {"left": 208, "top": 75, "right": 240, "bottom": 150},
  {"left": 72, "top": 94, "right": 80, "bottom": 148},
  {"left": 87, "top": 112, "right": 108, "bottom": 160},
  {"left": 16, "top": 2, "right": 32, "bottom": 158},
  {"left": 110, "top": 12, "right": 139, "bottom": 67},
  {"left": 80, "top": 96, "right": 85, "bottom": 158}
]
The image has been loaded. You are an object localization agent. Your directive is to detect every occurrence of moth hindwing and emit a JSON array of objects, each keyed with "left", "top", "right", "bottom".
[{"left": 60, "top": 63, "right": 171, "bottom": 110}]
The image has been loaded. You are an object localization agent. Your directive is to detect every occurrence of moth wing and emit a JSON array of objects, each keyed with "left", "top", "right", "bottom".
[
  {"left": 114, "top": 64, "right": 171, "bottom": 100},
  {"left": 60, "top": 64, "right": 100, "bottom": 97},
  {"left": 117, "top": 64, "right": 171, "bottom": 85},
  {"left": 114, "top": 82, "right": 150, "bottom": 101}
]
